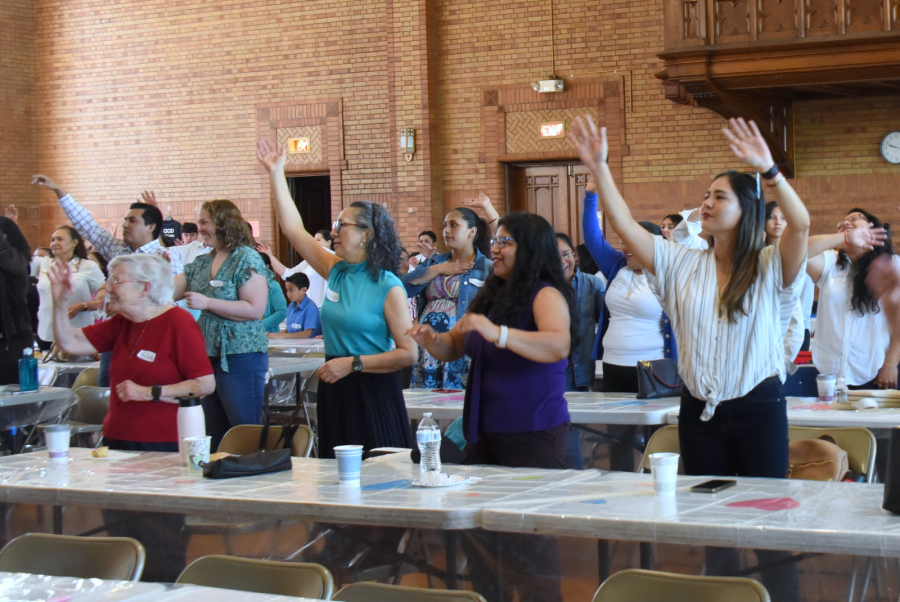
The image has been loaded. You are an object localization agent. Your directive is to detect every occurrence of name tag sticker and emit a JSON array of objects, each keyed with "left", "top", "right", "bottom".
[
  {"left": 136, "top": 350, "right": 156, "bottom": 363},
  {"left": 291, "top": 324, "right": 302, "bottom": 329},
  {"left": 209, "top": 280, "right": 224, "bottom": 287},
  {"left": 325, "top": 287, "right": 339, "bottom": 303},
  {"left": 611, "top": 280, "right": 626, "bottom": 290},
  {"left": 470, "top": 278, "right": 485, "bottom": 287}
]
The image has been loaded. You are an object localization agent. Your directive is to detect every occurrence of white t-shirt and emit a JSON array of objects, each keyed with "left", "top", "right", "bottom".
[
  {"left": 602, "top": 268, "right": 665, "bottom": 366},
  {"left": 35, "top": 257, "right": 105, "bottom": 341},
  {"left": 169, "top": 240, "right": 211, "bottom": 266},
  {"left": 811, "top": 250, "right": 897, "bottom": 385},
  {"left": 647, "top": 238, "right": 804, "bottom": 420}
]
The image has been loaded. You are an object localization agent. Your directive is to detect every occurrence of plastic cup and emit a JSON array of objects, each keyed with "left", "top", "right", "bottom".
[
  {"left": 334, "top": 444, "right": 364, "bottom": 486},
  {"left": 184, "top": 436, "right": 211, "bottom": 470},
  {"left": 649, "top": 452, "right": 679, "bottom": 496},
  {"left": 46, "top": 424, "right": 71, "bottom": 462},
  {"left": 816, "top": 374, "right": 837, "bottom": 401}
]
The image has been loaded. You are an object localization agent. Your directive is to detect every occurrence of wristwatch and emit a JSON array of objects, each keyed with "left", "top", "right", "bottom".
[
  {"left": 352, "top": 356, "right": 363, "bottom": 372},
  {"left": 151, "top": 385, "right": 162, "bottom": 402}
]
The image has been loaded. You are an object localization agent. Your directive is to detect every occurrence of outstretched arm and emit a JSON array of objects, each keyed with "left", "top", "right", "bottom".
[
  {"left": 568, "top": 116, "right": 656, "bottom": 274},
  {"left": 581, "top": 177, "right": 625, "bottom": 281},
  {"left": 256, "top": 140, "right": 340, "bottom": 280},
  {"left": 722, "top": 118, "right": 809, "bottom": 287},
  {"left": 462, "top": 193, "right": 500, "bottom": 237}
]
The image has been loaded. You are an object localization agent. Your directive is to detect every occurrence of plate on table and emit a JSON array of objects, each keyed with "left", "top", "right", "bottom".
[{"left": 411, "top": 474, "right": 474, "bottom": 488}]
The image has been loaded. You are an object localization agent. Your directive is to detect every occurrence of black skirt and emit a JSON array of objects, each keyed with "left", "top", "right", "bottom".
[{"left": 316, "top": 363, "right": 413, "bottom": 459}]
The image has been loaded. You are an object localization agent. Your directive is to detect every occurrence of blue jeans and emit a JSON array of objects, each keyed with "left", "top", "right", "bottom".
[
  {"left": 204, "top": 353, "right": 268, "bottom": 449},
  {"left": 679, "top": 377, "right": 798, "bottom": 602}
]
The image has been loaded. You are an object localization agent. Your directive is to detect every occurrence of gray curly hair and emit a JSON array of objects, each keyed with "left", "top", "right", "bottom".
[{"left": 107, "top": 254, "right": 174, "bottom": 305}]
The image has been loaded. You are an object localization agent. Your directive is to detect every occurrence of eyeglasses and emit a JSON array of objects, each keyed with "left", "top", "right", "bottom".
[
  {"left": 107, "top": 278, "right": 143, "bottom": 287},
  {"left": 836, "top": 214, "right": 868, "bottom": 230},
  {"left": 491, "top": 236, "right": 516, "bottom": 249},
  {"left": 332, "top": 220, "right": 365, "bottom": 234},
  {"left": 559, "top": 250, "right": 574, "bottom": 259}
]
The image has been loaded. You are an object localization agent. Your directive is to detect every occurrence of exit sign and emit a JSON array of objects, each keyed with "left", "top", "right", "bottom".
[
  {"left": 540, "top": 122, "right": 565, "bottom": 138},
  {"left": 288, "top": 137, "right": 310, "bottom": 153}
]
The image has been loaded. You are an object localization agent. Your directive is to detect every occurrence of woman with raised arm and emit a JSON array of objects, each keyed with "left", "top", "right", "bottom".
[
  {"left": 257, "top": 139, "right": 417, "bottom": 457},
  {"left": 569, "top": 116, "right": 809, "bottom": 602},
  {"left": 402, "top": 207, "right": 491, "bottom": 389},
  {"left": 172, "top": 200, "right": 269, "bottom": 446},
  {"left": 409, "top": 211, "right": 574, "bottom": 602},
  {"left": 805, "top": 208, "right": 896, "bottom": 389}
]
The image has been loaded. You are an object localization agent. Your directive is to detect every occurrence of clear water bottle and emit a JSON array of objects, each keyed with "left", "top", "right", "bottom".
[
  {"left": 417, "top": 412, "right": 442, "bottom": 482},
  {"left": 834, "top": 377, "right": 849, "bottom": 407},
  {"left": 18, "top": 348, "right": 38, "bottom": 391}
]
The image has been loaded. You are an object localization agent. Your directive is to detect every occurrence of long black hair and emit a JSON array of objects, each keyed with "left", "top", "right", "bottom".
[
  {"left": 450, "top": 207, "right": 491, "bottom": 256},
  {"left": 0, "top": 216, "right": 31, "bottom": 260},
  {"left": 467, "top": 212, "right": 577, "bottom": 342},
  {"left": 711, "top": 171, "right": 766, "bottom": 323},
  {"left": 836, "top": 207, "right": 893, "bottom": 315},
  {"left": 350, "top": 201, "right": 403, "bottom": 281}
]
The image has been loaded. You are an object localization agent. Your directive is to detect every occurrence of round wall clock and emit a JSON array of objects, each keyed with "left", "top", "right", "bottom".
[{"left": 881, "top": 131, "right": 900, "bottom": 164}]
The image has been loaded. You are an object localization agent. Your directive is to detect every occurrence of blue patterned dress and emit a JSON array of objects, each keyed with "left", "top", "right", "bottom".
[{"left": 412, "top": 273, "right": 471, "bottom": 389}]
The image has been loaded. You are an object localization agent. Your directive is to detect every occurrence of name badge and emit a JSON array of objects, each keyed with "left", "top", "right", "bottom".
[
  {"left": 470, "top": 278, "right": 485, "bottom": 287},
  {"left": 209, "top": 280, "right": 224, "bottom": 287},
  {"left": 291, "top": 324, "right": 302, "bottom": 329},
  {"left": 325, "top": 287, "right": 339, "bottom": 303},
  {"left": 611, "top": 280, "right": 626, "bottom": 290},
  {"left": 136, "top": 350, "right": 156, "bottom": 362}
]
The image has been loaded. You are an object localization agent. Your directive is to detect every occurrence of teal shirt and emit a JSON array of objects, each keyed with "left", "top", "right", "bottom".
[
  {"left": 262, "top": 272, "right": 288, "bottom": 333},
  {"left": 183, "top": 245, "right": 268, "bottom": 370},
  {"left": 322, "top": 261, "right": 402, "bottom": 358}
]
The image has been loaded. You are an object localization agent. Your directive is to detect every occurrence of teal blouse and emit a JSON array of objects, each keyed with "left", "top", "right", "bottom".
[
  {"left": 321, "top": 261, "right": 403, "bottom": 358},
  {"left": 262, "top": 271, "right": 288, "bottom": 333},
  {"left": 183, "top": 245, "right": 268, "bottom": 370}
]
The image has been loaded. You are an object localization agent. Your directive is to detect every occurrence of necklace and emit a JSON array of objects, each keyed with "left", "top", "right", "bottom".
[
  {"left": 625, "top": 271, "right": 643, "bottom": 300},
  {"left": 128, "top": 309, "right": 159, "bottom": 355}
]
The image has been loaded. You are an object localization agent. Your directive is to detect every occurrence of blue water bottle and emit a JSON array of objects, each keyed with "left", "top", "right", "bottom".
[{"left": 18, "top": 348, "right": 38, "bottom": 391}]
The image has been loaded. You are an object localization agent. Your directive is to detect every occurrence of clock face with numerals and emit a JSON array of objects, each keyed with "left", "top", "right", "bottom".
[{"left": 881, "top": 131, "right": 900, "bottom": 164}]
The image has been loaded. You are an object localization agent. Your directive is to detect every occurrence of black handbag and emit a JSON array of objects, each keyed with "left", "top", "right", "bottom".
[
  {"left": 636, "top": 359, "right": 684, "bottom": 399},
  {"left": 202, "top": 448, "right": 292, "bottom": 479}
]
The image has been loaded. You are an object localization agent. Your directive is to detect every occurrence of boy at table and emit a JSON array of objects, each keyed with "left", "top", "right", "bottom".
[{"left": 268, "top": 272, "right": 322, "bottom": 339}]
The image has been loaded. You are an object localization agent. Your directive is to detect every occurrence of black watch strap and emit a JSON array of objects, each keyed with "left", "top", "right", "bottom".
[
  {"left": 352, "top": 356, "right": 363, "bottom": 372},
  {"left": 151, "top": 385, "right": 162, "bottom": 402},
  {"left": 760, "top": 164, "right": 780, "bottom": 180}
]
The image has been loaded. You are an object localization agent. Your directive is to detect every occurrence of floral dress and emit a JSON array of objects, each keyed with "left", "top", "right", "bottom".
[{"left": 411, "top": 273, "right": 471, "bottom": 389}]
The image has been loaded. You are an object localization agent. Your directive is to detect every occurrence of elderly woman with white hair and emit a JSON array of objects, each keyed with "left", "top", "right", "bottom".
[{"left": 49, "top": 253, "right": 215, "bottom": 452}]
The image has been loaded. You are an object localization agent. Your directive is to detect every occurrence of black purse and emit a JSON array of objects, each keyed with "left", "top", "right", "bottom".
[
  {"left": 636, "top": 359, "right": 684, "bottom": 399},
  {"left": 202, "top": 448, "right": 292, "bottom": 479}
]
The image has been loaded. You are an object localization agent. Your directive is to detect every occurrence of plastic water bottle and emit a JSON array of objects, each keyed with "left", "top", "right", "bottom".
[
  {"left": 18, "top": 348, "right": 38, "bottom": 392},
  {"left": 177, "top": 395, "right": 206, "bottom": 466},
  {"left": 417, "top": 412, "right": 442, "bottom": 483},
  {"left": 833, "top": 377, "right": 849, "bottom": 407}
]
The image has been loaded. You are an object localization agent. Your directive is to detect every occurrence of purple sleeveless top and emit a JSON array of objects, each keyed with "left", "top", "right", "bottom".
[{"left": 462, "top": 283, "right": 569, "bottom": 443}]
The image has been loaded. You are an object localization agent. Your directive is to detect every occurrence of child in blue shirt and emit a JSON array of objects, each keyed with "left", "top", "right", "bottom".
[{"left": 268, "top": 272, "right": 322, "bottom": 339}]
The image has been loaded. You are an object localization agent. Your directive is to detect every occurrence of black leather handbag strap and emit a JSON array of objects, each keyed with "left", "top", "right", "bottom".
[{"left": 271, "top": 375, "right": 315, "bottom": 451}]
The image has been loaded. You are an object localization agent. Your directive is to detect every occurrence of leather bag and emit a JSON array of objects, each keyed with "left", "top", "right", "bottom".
[
  {"left": 202, "top": 448, "right": 292, "bottom": 479},
  {"left": 787, "top": 435, "right": 849, "bottom": 481},
  {"left": 636, "top": 359, "right": 684, "bottom": 399}
]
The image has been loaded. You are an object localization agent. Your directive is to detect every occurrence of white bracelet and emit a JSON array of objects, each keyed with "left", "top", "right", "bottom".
[{"left": 496, "top": 325, "right": 508, "bottom": 349}]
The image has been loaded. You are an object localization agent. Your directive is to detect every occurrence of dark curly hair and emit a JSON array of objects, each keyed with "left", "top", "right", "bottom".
[
  {"left": 449, "top": 207, "right": 491, "bottom": 256},
  {"left": 349, "top": 201, "right": 403, "bottom": 281},
  {"left": 836, "top": 207, "right": 893, "bottom": 316},
  {"left": 200, "top": 200, "right": 255, "bottom": 251},
  {"left": 467, "top": 212, "right": 577, "bottom": 342}
]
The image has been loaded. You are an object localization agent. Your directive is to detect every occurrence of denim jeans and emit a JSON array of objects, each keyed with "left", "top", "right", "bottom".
[
  {"left": 679, "top": 377, "right": 798, "bottom": 602},
  {"left": 204, "top": 352, "right": 268, "bottom": 449}
]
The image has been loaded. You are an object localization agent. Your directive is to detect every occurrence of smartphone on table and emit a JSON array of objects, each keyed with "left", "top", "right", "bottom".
[{"left": 690, "top": 479, "right": 737, "bottom": 493}]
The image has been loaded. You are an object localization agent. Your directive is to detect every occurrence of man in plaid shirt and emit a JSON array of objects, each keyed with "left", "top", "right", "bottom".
[{"left": 31, "top": 175, "right": 183, "bottom": 276}]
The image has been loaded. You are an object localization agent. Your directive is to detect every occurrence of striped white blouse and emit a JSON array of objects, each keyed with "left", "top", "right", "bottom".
[{"left": 646, "top": 237, "right": 804, "bottom": 420}]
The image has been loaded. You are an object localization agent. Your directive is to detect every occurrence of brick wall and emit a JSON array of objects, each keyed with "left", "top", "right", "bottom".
[
  {"left": 0, "top": 0, "right": 40, "bottom": 244},
  {"left": 18, "top": 0, "right": 900, "bottom": 256}
]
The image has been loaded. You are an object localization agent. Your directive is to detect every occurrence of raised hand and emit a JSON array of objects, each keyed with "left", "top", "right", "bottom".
[
  {"left": 256, "top": 139, "right": 287, "bottom": 173},
  {"left": 844, "top": 226, "right": 888, "bottom": 254},
  {"left": 567, "top": 116, "right": 608, "bottom": 173},
  {"left": 408, "top": 324, "right": 437, "bottom": 346},
  {"left": 721, "top": 118, "right": 775, "bottom": 173},
  {"left": 47, "top": 260, "right": 75, "bottom": 305},
  {"left": 462, "top": 193, "right": 491, "bottom": 211},
  {"left": 416, "top": 239, "right": 435, "bottom": 259},
  {"left": 586, "top": 175, "right": 596, "bottom": 193},
  {"left": 31, "top": 174, "right": 66, "bottom": 197},
  {"left": 256, "top": 243, "right": 273, "bottom": 256},
  {"left": 139, "top": 190, "right": 158, "bottom": 207},
  {"left": 4, "top": 204, "right": 18, "bottom": 222}
]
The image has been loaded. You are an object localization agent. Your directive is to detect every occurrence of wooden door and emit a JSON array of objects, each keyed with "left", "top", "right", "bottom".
[{"left": 511, "top": 164, "right": 592, "bottom": 247}]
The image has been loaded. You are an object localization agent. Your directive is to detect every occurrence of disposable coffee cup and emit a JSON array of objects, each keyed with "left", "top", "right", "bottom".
[
  {"left": 184, "top": 436, "right": 211, "bottom": 470},
  {"left": 816, "top": 374, "right": 836, "bottom": 401},
  {"left": 334, "top": 444, "right": 364, "bottom": 486},
  {"left": 46, "top": 424, "right": 71, "bottom": 462},
  {"left": 649, "top": 452, "right": 679, "bottom": 496}
]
